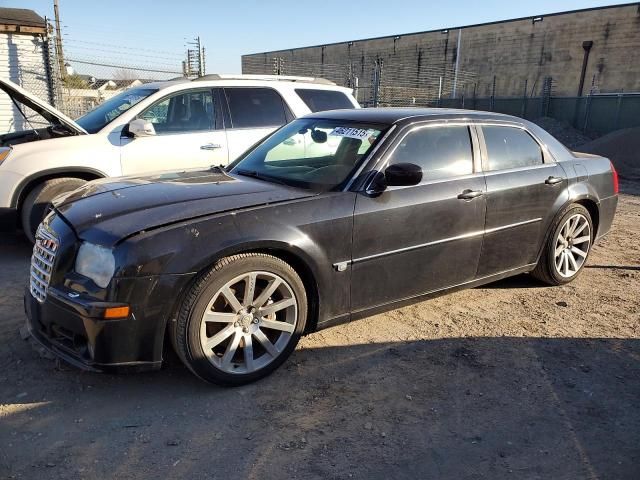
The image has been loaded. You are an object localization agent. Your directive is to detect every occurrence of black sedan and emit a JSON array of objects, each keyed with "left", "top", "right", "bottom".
[{"left": 25, "top": 108, "right": 619, "bottom": 385}]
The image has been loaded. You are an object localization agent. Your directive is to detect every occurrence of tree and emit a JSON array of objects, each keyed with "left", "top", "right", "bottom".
[
  {"left": 113, "top": 69, "right": 138, "bottom": 81},
  {"left": 62, "top": 74, "right": 89, "bottom": 89}
]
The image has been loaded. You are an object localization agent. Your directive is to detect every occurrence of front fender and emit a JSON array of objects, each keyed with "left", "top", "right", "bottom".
[{"left": 115, "top": 194, "right": 356, "bottom": 326}]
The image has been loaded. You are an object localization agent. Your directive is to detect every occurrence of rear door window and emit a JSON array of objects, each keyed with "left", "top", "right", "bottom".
[
  {"left": 224, "top": 88, "right": 288, "bottom": 129},
  {"left": 482, "top": 126, "right": 544, "bottom": 171},
  {"left": 295, "top": 89, "right": 354, "bottom": 112}
]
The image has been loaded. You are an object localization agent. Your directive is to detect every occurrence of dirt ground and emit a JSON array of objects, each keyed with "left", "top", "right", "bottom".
[{"left": 0, "top": 194, "right": 638, "bottom": 480}]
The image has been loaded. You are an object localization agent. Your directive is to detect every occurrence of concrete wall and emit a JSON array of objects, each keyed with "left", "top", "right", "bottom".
[{"left": 242, "top": 3, "right": 640, "bottom": 99}]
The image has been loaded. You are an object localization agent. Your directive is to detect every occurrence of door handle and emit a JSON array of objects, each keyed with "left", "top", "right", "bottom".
[
  {"left": 457, "top": 189, "right": 484, "bottom": 200},
  {"left": 200, "top": 143, "right": 222, "bottom": 150},
  {"left": 545, "top": 176, "right": 564, "bottom": 185}
]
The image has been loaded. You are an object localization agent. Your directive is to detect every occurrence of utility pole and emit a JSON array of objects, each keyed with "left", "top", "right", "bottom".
[
  {"left": 185, "top": 36, "right": 205, "bottom": 77},
  {"left": 53, "top": 0, "right": 66, "bottom": 79}
]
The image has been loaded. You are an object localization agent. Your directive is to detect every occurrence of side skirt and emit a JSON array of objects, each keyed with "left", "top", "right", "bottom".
[{"left": 315, "top": 263, "right": 537, "bottom": 331}]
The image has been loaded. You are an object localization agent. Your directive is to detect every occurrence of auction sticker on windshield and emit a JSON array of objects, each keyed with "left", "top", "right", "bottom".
[{"left": 329, "top": 127, "right": 376, "bottom": 140}]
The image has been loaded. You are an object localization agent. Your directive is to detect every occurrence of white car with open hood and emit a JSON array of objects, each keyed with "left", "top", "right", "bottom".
[{"left": 0, "top": 75, "right": 359, "bottom": 241}]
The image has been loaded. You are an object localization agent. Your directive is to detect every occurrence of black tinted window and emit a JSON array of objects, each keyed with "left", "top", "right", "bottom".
[
  {"left": 389, "top": 126, "right": 473, "bottom": 180},
  {"left": 295, "top": 89, "right": 354, "bottom": 112},
  {"left": 225, "top": 88, "right": 287, "bottom": 128},
  {"left": 483, "top": 126, "right": 543, "bottom": 170}
]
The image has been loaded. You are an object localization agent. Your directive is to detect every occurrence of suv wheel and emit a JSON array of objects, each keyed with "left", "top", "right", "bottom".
[
  {"left": 21, "top": 177, "right": 86, "bottom": 242},
  {"left": 172, "top": 253, "right": 308, "bottom": 386},
  {"left": 532, "top": 204, "right": 593, "bottom": 285}
]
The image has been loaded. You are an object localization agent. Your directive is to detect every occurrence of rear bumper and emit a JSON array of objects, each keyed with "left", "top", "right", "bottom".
[
  {"left": 595, "top": 194, "right": 618, "bottom": 243},
  {"left": 24, "top": 273, "right": 195, "bottom": 372}
]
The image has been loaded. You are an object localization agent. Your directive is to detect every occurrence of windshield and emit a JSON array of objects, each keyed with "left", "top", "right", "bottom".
[
  {"left": 230, "top": 118, "right": 387, "bottom": 191},
  {"left": 76, "top": 87, "right": 158, "bottom": 133}
]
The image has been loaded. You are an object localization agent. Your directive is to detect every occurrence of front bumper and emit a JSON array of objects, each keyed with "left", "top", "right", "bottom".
[{"left": 24, "top": 273, "right": 195, "bottom": 372}]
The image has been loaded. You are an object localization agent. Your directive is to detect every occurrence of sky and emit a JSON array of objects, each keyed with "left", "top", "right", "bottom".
[{"left": 10, "top": 0, "right": 627, "bottom": 78}]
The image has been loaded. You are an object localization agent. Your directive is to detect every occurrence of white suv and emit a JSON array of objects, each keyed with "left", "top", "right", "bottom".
[{"left": 0, "top": 74, "right": 359, "bottom": 240}]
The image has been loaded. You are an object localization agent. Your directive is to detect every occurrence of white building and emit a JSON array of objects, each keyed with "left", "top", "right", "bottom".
[{"left": 0, "top": 8, "right": 52, "bottom": 133}]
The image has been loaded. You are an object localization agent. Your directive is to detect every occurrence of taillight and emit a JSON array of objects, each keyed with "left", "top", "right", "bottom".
[{"left": 610, "top": 160, "right": 619, "bottom": 194}]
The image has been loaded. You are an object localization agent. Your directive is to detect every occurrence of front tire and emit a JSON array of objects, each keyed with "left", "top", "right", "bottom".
[
  {"left": 532, "top": 204, "right": 593, "bottom": 285},
  {"left": 20, "top": 177, "right": 86, "bottom": 242},
  {"left": 172, "top": 254, "right": 308, "bottom": 386}
]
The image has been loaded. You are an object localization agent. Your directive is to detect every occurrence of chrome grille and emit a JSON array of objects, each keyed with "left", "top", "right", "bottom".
[{"left": 30, "top": 226, "right": 59, "bottom": 303}]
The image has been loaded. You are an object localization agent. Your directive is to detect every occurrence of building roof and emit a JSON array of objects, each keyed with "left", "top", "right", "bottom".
[{"left": 0, "top": 8, "right": 45, "bottom": 28}]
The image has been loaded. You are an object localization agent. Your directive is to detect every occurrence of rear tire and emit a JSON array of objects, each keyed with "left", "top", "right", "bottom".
[
  {"left": 531, "top": 203, "right": 593, "bottom": 286},
  {"left": 20, "top": 177, "right": 86, "bottom": 242},
  {"left": 172, "top": 253, "right": 308, "bottom": 386}
]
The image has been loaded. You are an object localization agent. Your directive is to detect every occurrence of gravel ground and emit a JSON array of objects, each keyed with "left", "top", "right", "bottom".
[{"left": 1, "top": 195, "right": 638, "bottom": 480}]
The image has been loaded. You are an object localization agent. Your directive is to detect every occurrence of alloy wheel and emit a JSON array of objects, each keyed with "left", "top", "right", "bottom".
[
  {"left": 554, "top": 213, "right": 591, "bottom": 278},
  {"left": 199, "top": 271, "right": 298, "bottom": 374}
]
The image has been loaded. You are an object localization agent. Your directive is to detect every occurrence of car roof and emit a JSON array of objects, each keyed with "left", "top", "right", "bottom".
[
  {"left": 139, "top": 78, "right": 351, "bottom": 92},
  {"left": 304, "top": 107, "right": 519, "bottom": 125}
]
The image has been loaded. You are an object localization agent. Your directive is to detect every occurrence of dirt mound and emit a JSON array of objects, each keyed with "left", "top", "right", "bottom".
[
  {"left": 533, "top": 117, "right": 592, "bottom": 149},
  {"left": 577, "top": 127, "right": 640, "bottom": 182}
]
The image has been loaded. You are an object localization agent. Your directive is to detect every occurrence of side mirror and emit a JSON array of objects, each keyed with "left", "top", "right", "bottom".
[
  {"left": 310, "top": 129, "right": 327, "bottom": 144},
  {"left": 128, "top": 119, "right": 156, "bottom": 137},
  {"left": 384, "top": 163, "right": 422, "bottom": 187}
]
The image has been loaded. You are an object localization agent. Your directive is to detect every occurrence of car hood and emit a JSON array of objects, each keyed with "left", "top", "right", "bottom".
[
  {"left": 53, "top": 169, "right": 316, "bottom": 246},
  {"left": 0, "top": 77, "right": 87, "bottom": 135}
]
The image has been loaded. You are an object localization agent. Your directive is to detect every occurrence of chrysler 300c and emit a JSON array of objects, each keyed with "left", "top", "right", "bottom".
[{"left": 24, "top": 109, "right": 618, "bottom": 385}]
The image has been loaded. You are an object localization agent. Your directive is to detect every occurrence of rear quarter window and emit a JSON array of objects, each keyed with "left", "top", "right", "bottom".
[
  {"left": 482, "top": 126, "right": 544, "bottom": 171},
  {"left": 295, "top": 89, "right": 354, "bottom": 112}
]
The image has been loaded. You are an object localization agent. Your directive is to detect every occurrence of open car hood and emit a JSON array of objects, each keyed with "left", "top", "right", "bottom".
[{"left": 0, "top": 77, "right": 87, "bottom": 135}]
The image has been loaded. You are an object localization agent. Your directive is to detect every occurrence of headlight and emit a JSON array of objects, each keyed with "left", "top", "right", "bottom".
[
  {"left": 75, "top": 242, "right": 115, "bottom": 288},
  {"left": 0, "top": 147, "right": 11, "bottom": 164}
]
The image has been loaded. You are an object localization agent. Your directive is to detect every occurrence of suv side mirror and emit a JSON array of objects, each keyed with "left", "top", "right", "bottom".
[
  {"left": 128, "top": 119, "right": 156, "bottom": 137},
  {"left": 384, "top": 163, "right": 423, "bottom": 186}
]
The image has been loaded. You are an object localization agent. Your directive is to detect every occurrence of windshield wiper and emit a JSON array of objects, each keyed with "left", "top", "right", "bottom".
[
  {"left": 234, "top": 168, "right": 289, "bottom": 186},
  {"left": 209, "top": 164, "right": 229, "bottom": 175}
]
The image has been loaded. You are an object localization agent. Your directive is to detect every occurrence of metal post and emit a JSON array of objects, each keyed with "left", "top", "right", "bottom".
[
  {"left": 53, "top": 0, "right": 66, "bottom": 80},
  {"left": 541, "top": 76, "right": 552, "bottom": 117},
  {"left": 490, "top": 76, "right": 496, "bottom": 111},
  {"left": 372, "top": 59, "right": 381, "bottom": 108},
  {"left": 452, "top": 29, "right": 462, "bottom": 99},
  {"left": 354, "top": 76, "right": 359, "bottom": 103},
  {"left": 438, "top": 76, "right": 443, "bottom": 107},
  {"left": 472, "top": 83, "right": 477, "bottom": 110},
  {"left": 614, "top": 93, "right": 623, "bottom": 130},
  {"left": 583, "top": 94, "right": 592, "bottom": 132},
  {"left": 42, "top": 19, "right": 56, "bottom": 107},
  {"left": 521, "top": 79, "right": 528, "bottom": 118}
]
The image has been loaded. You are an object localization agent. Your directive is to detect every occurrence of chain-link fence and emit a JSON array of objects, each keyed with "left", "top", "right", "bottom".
[
  {"left": 244, "top": 53, "right": 640, "bottom": 137},
  {"left": 1, "top": 22, "right": 188, "bottom": 127}
]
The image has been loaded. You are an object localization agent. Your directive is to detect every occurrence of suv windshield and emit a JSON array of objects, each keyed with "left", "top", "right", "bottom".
[
  {"left": 230, "top": 118, "right": 386, "bottom": 191},
  {"left": 76, "top": 87, "right": 158, "bottom": 133}
]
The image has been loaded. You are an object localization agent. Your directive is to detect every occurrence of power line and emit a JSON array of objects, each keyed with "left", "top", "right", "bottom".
[
  {"left": 62, "top": 38, "right": 185, "bottom": 58},
  {"left": 67, "top": 58, "right": 182, "bottom": 75},
  {"left": 65, "top": 45, "right": 185, "bottom": 62}
]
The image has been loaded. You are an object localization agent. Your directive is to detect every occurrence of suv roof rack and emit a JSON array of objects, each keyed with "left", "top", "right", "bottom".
[{"left": 192, "top": 74, "right": 336, "bottom": 85}]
